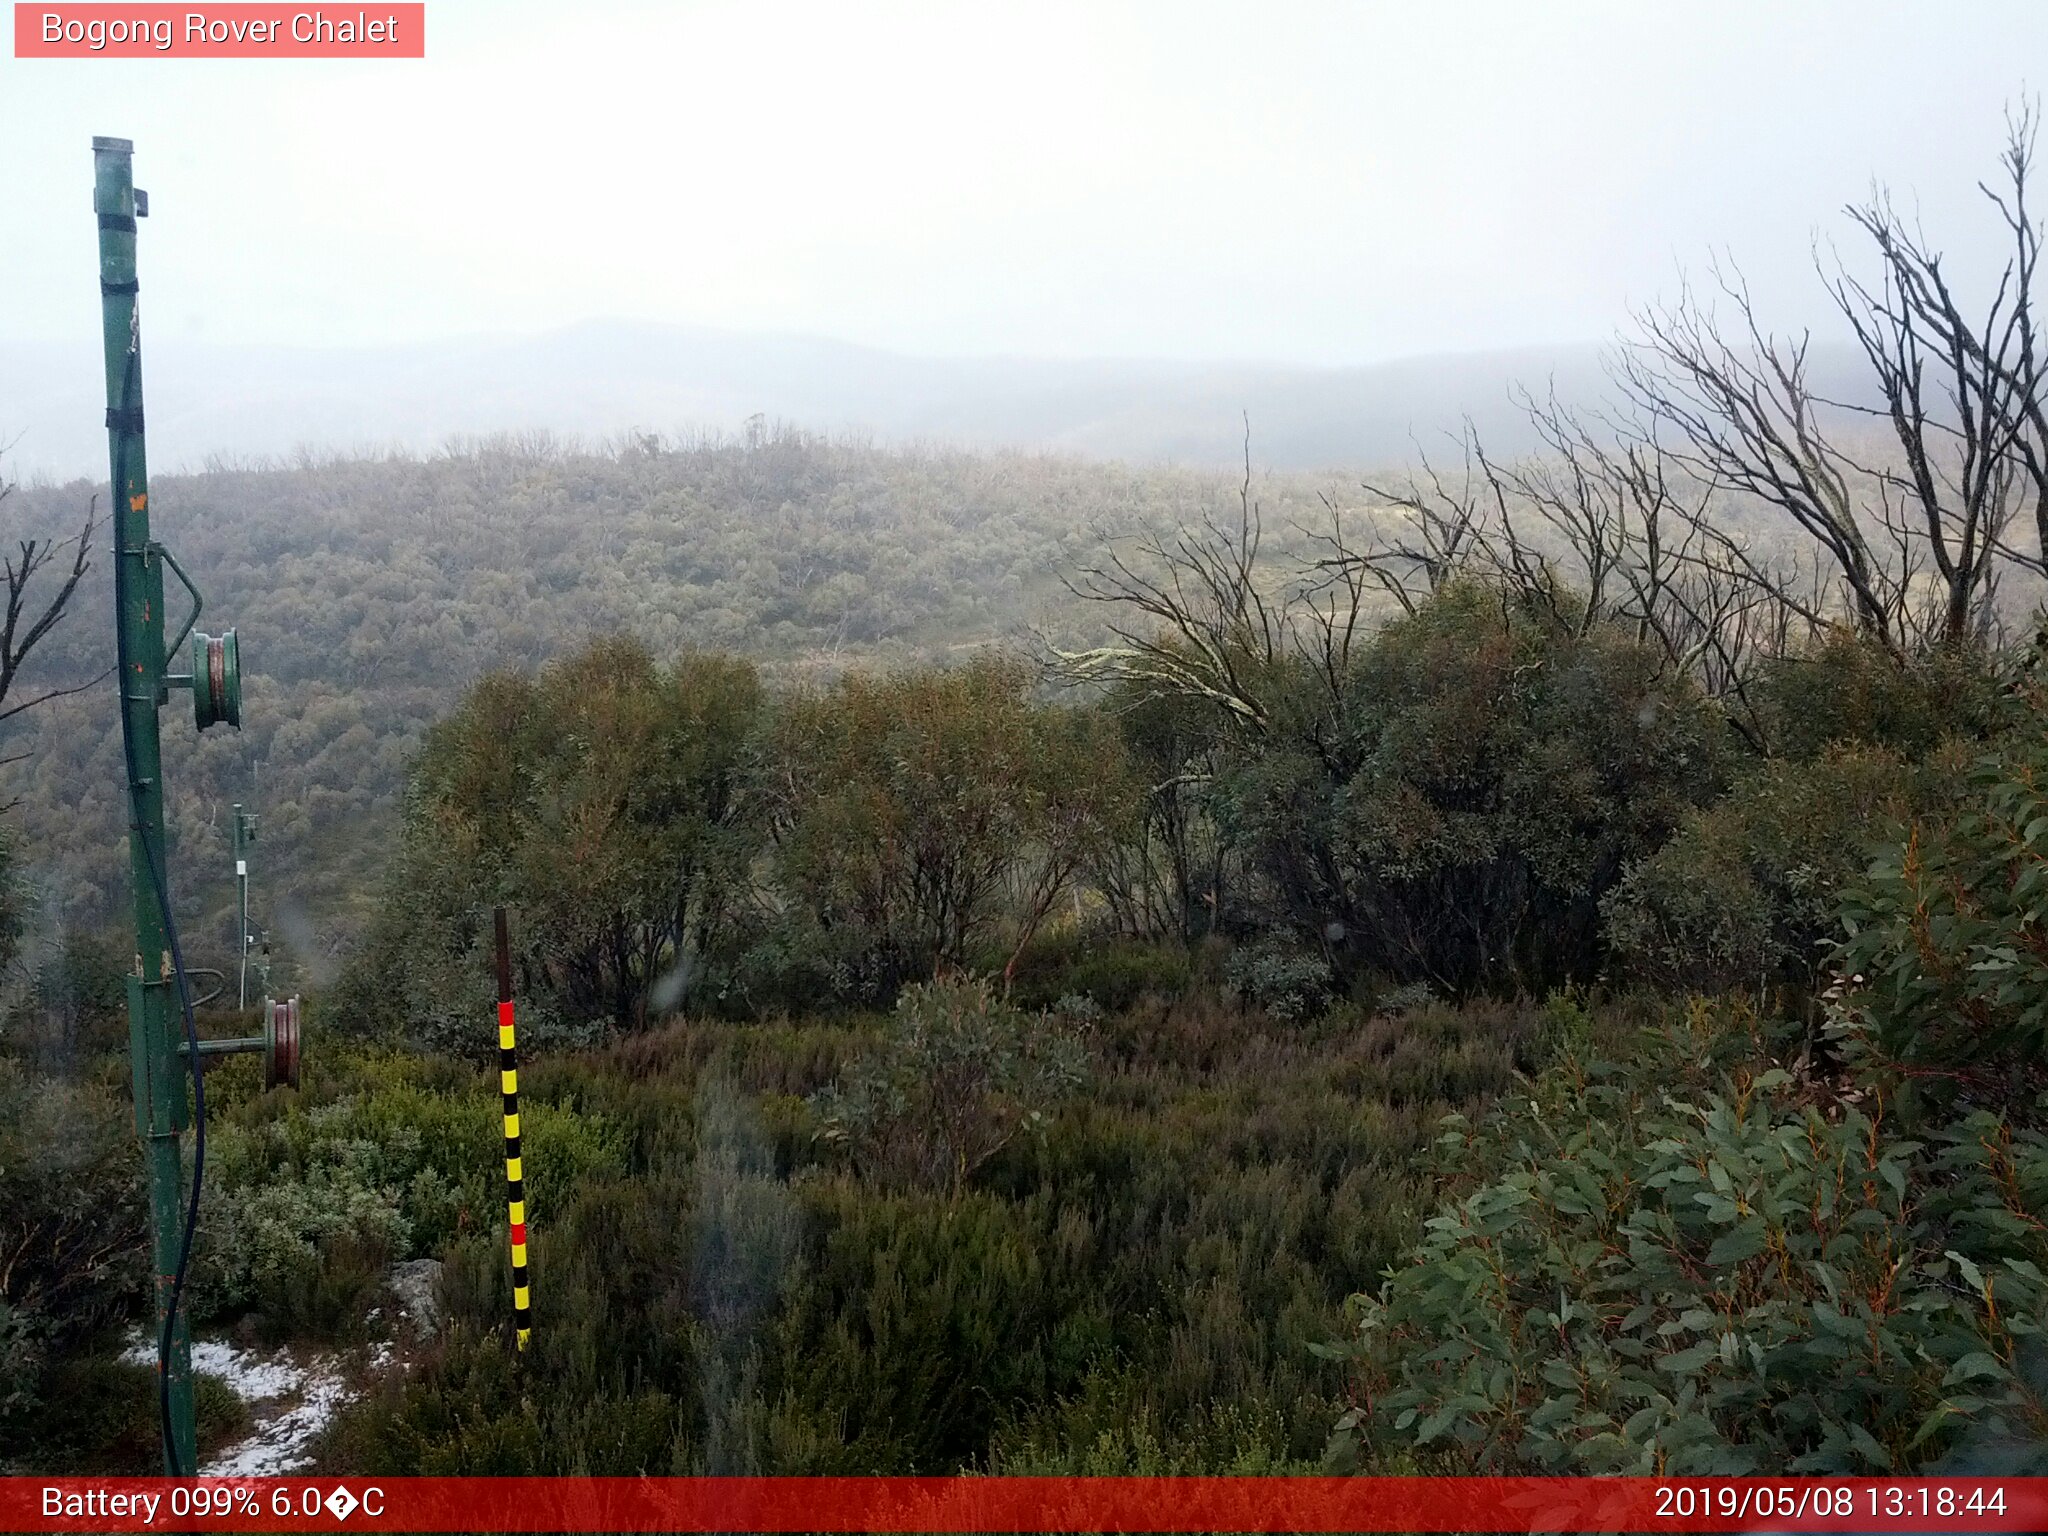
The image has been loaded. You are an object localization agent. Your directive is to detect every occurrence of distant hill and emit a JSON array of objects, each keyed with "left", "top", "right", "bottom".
[
  {"left": 0, "top": 432, "right": 1359, "bottom": 971},
  {"left": 0, "top": 323, "right": 1889, "bottom": 970},
  {"left": 0, "top": 322, "right": 1645, "bottom": 479}
]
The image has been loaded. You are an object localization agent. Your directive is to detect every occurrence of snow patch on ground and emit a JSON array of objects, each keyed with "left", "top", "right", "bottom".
[{"left": 120, "top": 1331, "right": 366, "bottom": 1475}]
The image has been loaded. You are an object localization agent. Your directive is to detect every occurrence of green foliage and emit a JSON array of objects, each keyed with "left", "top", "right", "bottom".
[
  {"left": 1750, "top": 631, "right": 2006, "bottom": 762},
  {"left": 1224, "top": 937, "right": 1335, "bottom": 1021},
  {"left": 0, "top": 1301, "right": 37, "bottom": 1420},
  {"left": 4, "top": 1355, "right": 249, "bottom": 1474},
  {"left": 347, "top": 646, "right": 1139, "bottom": 1029},
  {"left": 1837, "top": 700, "right": 2048, "bottom": 1104},
  {"left": 346, "top": 638, "right": 761, "bottom": 1044},
  {"left": 1091, "top": 680, "right": 1239, "bottom": 943},
  {"left": 321, "top": 988, "right": 1537, "bottom": 1475},
  {"left": 194, "top": 1047, "right": 626, "bottom": 1336},
  {"left": 1000, "top": 932, "right": 1195, "bottom": 1014},
  {"left": 810, "top": 978, "right": 1091, "bottom": 1198},
  {"left": 993, "top": 1387, "right": 1312, "bottom": 1474},
  {"left": 1320, "top": 1009, "right": 2048, "bottom": 1474},
  {"left": 0, "top": 1061, "right": 144, "bottom": 1349},
  {"left": 0, "top": 1061, "right": 146, "bottom": 1461},
  {"left": 1602, "top": 746, "right": 1930, "bottom": 994},
  {"left": 1600, "top": 636, "right": 2012, "bottom": 998},
  {"left": 194, "top": 1128, "right": 411, "bottom": 1339},
  {"left": 1218, "top": 583, "right": 1728, "bottom": 993},
  {"left": 759, "top": 657, "right": 1137, "bottom": 1003},
  {"left": 0, "top": 929, "right": 130, "bottom": 1069}
]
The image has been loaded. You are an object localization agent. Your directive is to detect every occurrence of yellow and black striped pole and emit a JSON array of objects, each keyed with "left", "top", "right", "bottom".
[{"left": 494, "top": 907, "right": 531, "bottom": 1350}]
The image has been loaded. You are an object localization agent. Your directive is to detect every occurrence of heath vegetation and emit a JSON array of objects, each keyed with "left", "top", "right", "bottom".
[{"left": 5, "top": 112, "right": 2048, "bottom": 1478}]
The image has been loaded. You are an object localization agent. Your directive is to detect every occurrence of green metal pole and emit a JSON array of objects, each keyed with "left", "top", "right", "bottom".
[
  {"left": 234, "top": 804, "right": 249, "bottom": 1010},
  {"left": 94, "top": 135, "right": 195, "bottom": 1476}
]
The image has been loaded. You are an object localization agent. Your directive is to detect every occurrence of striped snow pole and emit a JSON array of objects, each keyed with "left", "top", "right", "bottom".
[{"left": 494, "top": 907, "right": 531, "bottom": 1350}]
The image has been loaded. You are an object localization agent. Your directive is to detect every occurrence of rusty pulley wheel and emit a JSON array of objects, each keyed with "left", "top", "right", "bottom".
[
  {"left": 191, "top": 628, "right": 241, "bottom": 730},
  {"left": 263, "top": 994, "right": 300, "bottom": 1091}
]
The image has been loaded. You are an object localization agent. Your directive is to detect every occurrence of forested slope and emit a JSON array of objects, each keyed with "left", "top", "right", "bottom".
[{"left": 0, "top": 430, "right": 1347, "bottom": 971}]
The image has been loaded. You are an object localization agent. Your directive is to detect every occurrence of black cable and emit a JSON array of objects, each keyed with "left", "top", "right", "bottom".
[{"left": 108, "top": 343, "right": 206, "bottom": 1477}]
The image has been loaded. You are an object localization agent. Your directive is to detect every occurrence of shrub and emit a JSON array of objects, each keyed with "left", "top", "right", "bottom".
[
  {"left": 194, "top": 1110, "right": 411, "bottom": 1337},
  {"left": 1225, "top": 938, "right": 1334, "bottom": 1021},
  {"left": 321, "top": 982, "right": 1551, "bottom": 1477},
  {"left": 3, "top": 1356, "right": 249, "bottom": 1474},
  {"left": 1602, "top": 745, "right": 1932, "bottom": 995},
  {"left": 994, "top": 1382, "right": 1311, "bottom": 1474},
  {"left": 1837, "top": 713, "right": 2048, "bottom": 1110},
  {"left": 810, "top": 978, "right": 1090, "bottom": 1198},
  {"left": 763, "top": 658, "right": 1137, "bottom": 1001},
  {"left": 195, "top": 1050, "right": 627, "bottom": 1333},
  {"left": 0, "top": 1063, "right": 144, "bottom": 1362},
  {"left": 1217, "top": 583, "right": 1729, "bottom": 995},
  {"left": 1370, "top": 980, "right": 1436, "bottom": 1017},
  {"left": 1319, "top": 1012, "right": 2048, "bottom": 1474},
  {"left": 1749, "top": 632, "right": 2005, "bottom": 762},
  {"left": 340, "top": 639, "right": 763, "bottom": 1042},
  {"left": 999, "top": 933, "right": 1194, "bottom": 1014},
  {"left": 0, "top": 1301, "right": 37, "bottom": 1420},
  {"left": 0, "top": 931, "right": 129, "bottom": 1068}
]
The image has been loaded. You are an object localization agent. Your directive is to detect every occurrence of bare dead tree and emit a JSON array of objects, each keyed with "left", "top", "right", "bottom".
[
  {"left": 1496, "top": 389, "right": 1837, "bottom": 745},
  {"left": 1989, "top": 110, "right": 2048, "bottom": 585},
  {"left": 1049, "top": 432, "right": 1302, "bottom": 733},
  {"left": 1619, "top": 104, "right": 2046, "bottom": 658},
  {"left": 1821, "top": 102, "right": 2047, "bottom": 646},
  {"left": 1617, "top": 267, "right": 1912, "bottom": 656},
  {"left": 1305, "top": 392, "right": 1831, "bottom": 747},
  {"left": 0, "top": 473, "right": 105, "bottom": 756},
  {"left": 1337, "top": 429, "right": 1499, "bottom": 616}
]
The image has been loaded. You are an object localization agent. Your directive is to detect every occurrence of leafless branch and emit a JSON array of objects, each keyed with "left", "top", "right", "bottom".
[{"left": 0, "top": 482, "right": 105, "bottom": 728}]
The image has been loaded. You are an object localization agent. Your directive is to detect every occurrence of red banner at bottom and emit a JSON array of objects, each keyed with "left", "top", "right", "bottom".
[{"left": 9, "top": 1476, "right": 2047, "bottom": 1532}]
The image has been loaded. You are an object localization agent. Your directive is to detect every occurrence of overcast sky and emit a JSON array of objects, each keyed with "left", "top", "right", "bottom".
[{"left": 1, "top": 0, "right": 2043, "bottom": 367}]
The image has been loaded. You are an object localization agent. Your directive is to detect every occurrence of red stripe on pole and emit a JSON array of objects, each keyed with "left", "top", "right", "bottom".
[
  {"left": 498, "top": 1000, "right": 515, "bottom": 1029},
  {"left": 8, "top": 1477, "right": 2047, "bottom": 1532},
  {"left": 509, "top": 1222, "right": 527, "bottom": 1245}
]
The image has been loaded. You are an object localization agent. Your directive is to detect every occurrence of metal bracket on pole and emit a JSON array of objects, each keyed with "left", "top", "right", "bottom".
[{"left": 154, "top": 541, "right": 203, "bottom": 669}]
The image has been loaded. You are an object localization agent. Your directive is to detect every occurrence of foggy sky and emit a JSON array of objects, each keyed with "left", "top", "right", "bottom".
[{"left": 2, "top": 1, "right": 2043, "bottom": 459}]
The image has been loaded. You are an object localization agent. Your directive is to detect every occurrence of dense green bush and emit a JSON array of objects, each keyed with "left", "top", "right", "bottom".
[
  {"left": 998, "top": 932, "right": 1196, "bottom": 1014},
  {"left": 761, "top": 657, "right": 1136, "bottom": 1003},
  {"left": 1601, "top": 636, "right": 2011, "bottom": 998},
  {"left": 193, "top": 1048, "right": 626, "bottom": 1336},
  {"left": 343, "top": 644, "right": 1143, "bottom": 1030},
  {"left": 0, "top": 928, "right": 129, "bottom": 1078},
  {"left": 1217, "top": 584, "right": 1729, "bottom": 994},
  {"left": 810, "top": 978, "right": 1091, "bottom": 1199},
  {"left": 1837, "top": 697, "right": 2048, "bottom": 1111},
  {"left": 1749, "top": 632, "right": 2006, "bottom": 762},
  {"left": 341, "top": 639, "right": 762, "bottom": 1046},
  {"left": 6, "top": 1356, "right": 248, "bottom": 1474},
  {"left": 194, "top": 1124, "right": 413, "bottom": 1339},
  {"left": 0, "top": 1062, "right": 144, "bottom": 1439},
  {"left": 1224, "top": 937, "right": 1335, "bottom": 1021},
  {"left": 1320, "top": 1005, "right": 2048, "bottom": 1474},
  {"left": 1601, "top": 746, "right": 1930, "bottom": 995}
]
